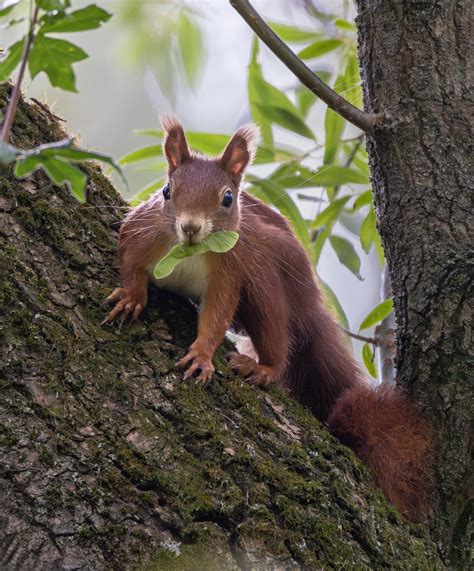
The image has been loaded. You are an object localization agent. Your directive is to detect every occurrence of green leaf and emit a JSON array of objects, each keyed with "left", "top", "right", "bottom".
[
  {"left": 185, "top": 132, "right": 229, "bottom": 155},
  {"left": 36, "top": 0, "right": 64, "bottom": 9},
  {"left": 320, "top": 279, "right": 349, "bottom": 329},
  {"left": 311, "top": 165, "right": 368, "bottom": 187},
  {"left": 359, "top": 299, "right": 393, "bottom": 331},
  {"left": 298, "top": 39, "right": 343, "bottom": 60},
  {"left": 362, "top": 343, "right": 377, "bottom": 378},
  {"left": 29, "top": 35, "right": 88, "bottom": 92},
  {"left": 0, "top": 0, "right": 20, "bottom": 17},
  {"left": 119, "top": 145, "right": 163, "bottom": 165},
  {"left": 324, "top": 107, "right": 345, "bottom": 164},
  {"left": 329, "top": 235, "right": 362, "bottom": 280},
  {"left": 15, "top": 155, "right": 87, "bottom": 202},
  {"left": 39, "top": 4, "right": 111, "bottom": 33},
  {"left": 12, "top": 138, "right": 127, "bottom": 200},
  {"left": 312, "top": 196, "right": 351, "bottom": 229},
  {"left": 374, "top": 230, "right": 385, "bottom": 266},
  {"left": 250, "top": 178, "right": 311, "bottom": 253},
  {"left": 353, "top": 190, "right": 372, "bottom": 210},
  {"left": 360, "top": 207, "right": 376, "bottom": 253},
  {"left": 295, "top": 87, "right": 317, "bottom": 118},
  {"left": 313, "top": 226, "right": 330, "bottom": 265},
  {"left": 255, "top": 104, "right": 315, "bottom": 140},
  {"left": 0, "top": 39, "right": 23, "bottom": 82},
  {"left": 154, "top": 231, "right": 239, "bottom": 279},
  {"left": 335, "top": 18, "right": 356, "bottom": 32},
  {"left": 268, "top": 21, "right": 321, "bottom": 43},
  {"left": 248, "top": 38, "right": 273, "bottom": 147},
  {"left": 177, "top": 11, "right": 203, "bottom": 87}
]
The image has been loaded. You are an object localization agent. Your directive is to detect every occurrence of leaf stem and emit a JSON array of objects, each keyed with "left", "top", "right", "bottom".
[
  {"left": 229, "top": 0, "right": 384, "bottom": 133},
  {"left": 1, "top": 4, "right": 40, "bottom": 142},
  {"left": 342, "top": 327, "right": 378, "bottom": 345}
]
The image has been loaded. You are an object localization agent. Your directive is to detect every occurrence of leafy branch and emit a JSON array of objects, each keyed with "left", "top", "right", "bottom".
[
  {"left": 229, "top": 0, "right": 383, "bottom": 133},
  {"left": 0, "top": 0, "right": 124, "bottom": 202}
]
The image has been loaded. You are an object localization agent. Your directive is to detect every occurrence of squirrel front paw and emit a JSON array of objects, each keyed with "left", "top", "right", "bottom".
[
  {"left": 177, "top": 345, "right": 215, "bottom": 385},
  {"left": 102, "top": 288, "right": 146, "bottom": 325}
]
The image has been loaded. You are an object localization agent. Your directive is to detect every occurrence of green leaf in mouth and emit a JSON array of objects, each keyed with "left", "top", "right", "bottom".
[{"left": 153, "top": 231, "right": 239, "bottom": 280}]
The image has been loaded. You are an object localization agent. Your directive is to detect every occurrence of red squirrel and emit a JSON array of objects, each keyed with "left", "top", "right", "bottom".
[{"left": 104, "top": 116, "right": 432, "bottom": 521}]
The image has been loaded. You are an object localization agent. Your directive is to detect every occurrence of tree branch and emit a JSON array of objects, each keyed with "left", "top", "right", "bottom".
[
  {"left": 1, "top": 5, "right": 39, "bottom": 142},
  {"left": 229, "top": 0, "right": 383, "bottom": 133}
]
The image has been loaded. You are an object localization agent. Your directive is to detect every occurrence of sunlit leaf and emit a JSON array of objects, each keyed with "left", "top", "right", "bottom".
[
  {"left": 362, "top": 343, "right": 377, "bottom": 377},
  {"left": 39, "top": 4, "right": 111, "bottom": 33},
  {"left": 298, "top": 39, "right": 343, "bottom": 60},
  {"left": 177, "top": 11, "right": 203, "bottom": 87},
  {"left": 320, "top": 279, "right": 349, "bottom": 329},
  {"left": 359, "top": 299, "right": 393, "bottom": 331},
  {"left": 29, "top": 36, "right": 88, "bottom": 92},
  {"left": 329, "top": 235, "right": 362, "bottom": 280},
  {"left": 268, "top": 21, "right": 321, "bottom": 43},
  {"left": 374, "top": 230, "right": 385, "bottom": 267},
  {"left": 312, "top": 196, "right": 351, "bottom": 229},
  {"left": 360, "top": 206, "right": 376, "bottom": 253},
  {"left": 324, "top": 107, "right": 345, "bottom": 165},
  {"left": 154, "top": 231, "right": 239, "bottom": 279},
  {"left": 0, "top": 38, "right": 23, "bottom": 82}
]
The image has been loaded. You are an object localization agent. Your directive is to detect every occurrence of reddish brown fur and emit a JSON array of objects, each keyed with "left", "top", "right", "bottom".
[{"left": 104, "top": 118, "right": 433, "bottom": 521}]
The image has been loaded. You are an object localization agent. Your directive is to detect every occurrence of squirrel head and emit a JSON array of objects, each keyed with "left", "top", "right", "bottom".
[{"left": 159, "top": 115, "right": 259, "bottom": 245}]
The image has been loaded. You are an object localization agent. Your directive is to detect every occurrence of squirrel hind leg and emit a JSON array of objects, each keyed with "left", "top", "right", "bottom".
[{"left": 227, "top": 351, "right": 280, "bottom": 386}]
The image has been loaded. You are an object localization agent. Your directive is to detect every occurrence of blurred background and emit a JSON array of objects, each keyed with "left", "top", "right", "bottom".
[{"left": 2, "top": 0, "right": 386, "bottom": 368}]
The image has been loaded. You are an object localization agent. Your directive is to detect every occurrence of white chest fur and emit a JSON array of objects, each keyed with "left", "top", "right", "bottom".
[{"left": 148, "top": 254, "right": 208, "bottom": 302}]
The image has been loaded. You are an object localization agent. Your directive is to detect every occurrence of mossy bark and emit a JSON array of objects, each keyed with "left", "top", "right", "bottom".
[
  {"left": 0, "top": 86, "right": 442, "bottom": 570},
  {"left": 356, "top": 1, "right": 472, "bottom": 568}
]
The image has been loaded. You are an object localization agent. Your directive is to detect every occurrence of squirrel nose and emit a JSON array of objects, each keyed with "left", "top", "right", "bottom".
[{"left": 181, "top": 221, "right": 202, "bottom": 236}]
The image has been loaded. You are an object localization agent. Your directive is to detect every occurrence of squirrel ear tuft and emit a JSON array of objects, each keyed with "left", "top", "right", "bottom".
[
  {"left": 160, "top": 114, "right": 191, "bottom": 173},
  {"left": 219, "top": 123, "right": 260, "bottom": 183}
]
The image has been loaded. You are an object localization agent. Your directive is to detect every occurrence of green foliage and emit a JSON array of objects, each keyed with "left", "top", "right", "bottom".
[
  {"left": 362, "top": 343, "right": 377, "bottom": 378},
  {"left": 0, "top": 1, "right": 111, "bottom": 91},
  {"left": 154, "top": 231, "right": 239, "bottom": 279},
  {"left": 359, "top": 299, "right": 394, "bottom": 332},
  {"left": 0, "top": 138, "right": 126, "bottom": 203}
]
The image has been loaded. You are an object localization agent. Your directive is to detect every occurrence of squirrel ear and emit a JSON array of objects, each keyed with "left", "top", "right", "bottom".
[
  {"left": 219, "top": 124, "right": 260, "bottom": 183},
  {"left": 160, "top": 114, "right": 191, "bottom": 173}
]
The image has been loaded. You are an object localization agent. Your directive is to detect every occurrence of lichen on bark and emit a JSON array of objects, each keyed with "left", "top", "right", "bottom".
[{"left": 0, "top": 85, "right": 442, "bottom": 569}]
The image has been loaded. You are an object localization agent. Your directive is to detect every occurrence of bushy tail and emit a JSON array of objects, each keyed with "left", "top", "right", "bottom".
[{"left": 328, "top": 382, "right": 433, "bottom": 521}]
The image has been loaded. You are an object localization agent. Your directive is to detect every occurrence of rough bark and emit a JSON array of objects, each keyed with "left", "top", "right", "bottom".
[
  {"left": 0, "top": 87, "right": 443, "bottom": 569},
  {"left": 356, "top": 1, "right": 473, "bottom": 567}
]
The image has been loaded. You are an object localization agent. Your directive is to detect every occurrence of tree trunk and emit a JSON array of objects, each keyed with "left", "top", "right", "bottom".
[
  {"left": 0, "top": 87, "right": 444, "bottom": 569},
  {"left": 356, "top": 1, "right": 472, "bottom": 567}
]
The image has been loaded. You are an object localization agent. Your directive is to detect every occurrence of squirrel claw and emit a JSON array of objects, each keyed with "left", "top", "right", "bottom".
[
  {"left": 179, "top": 349, "right": 214, "bottom": 384},
  {"left": 247, "top": 366, "right": 274, "bottom": 387},
  {"left": 101, "top": 288, "right": 144, "bottom": 326}
]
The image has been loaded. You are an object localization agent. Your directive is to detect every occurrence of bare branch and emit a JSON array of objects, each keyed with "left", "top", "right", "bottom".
[{"left": 229, "top": 0, "right": 383, "bottom": 133}]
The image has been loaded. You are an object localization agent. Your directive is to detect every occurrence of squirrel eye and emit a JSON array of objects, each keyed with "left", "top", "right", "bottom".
[
  {"left": 222, "top": 190, "right": 233, "bottom": 208},
  {"left": 163, "top": 183, "right": 171, "bottom": 200}
]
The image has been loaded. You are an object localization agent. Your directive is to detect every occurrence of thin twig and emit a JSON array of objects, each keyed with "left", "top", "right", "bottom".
[
  {"left": 1, "top": 5, "right": 40, "bottom": 142},
  {"left": 334, "top": 133, "right": 365, "bottom": 196},
  {"left": 342, "top": 327, "right": 378, "bottom": 345},
  {"left": 229, "top": 0, "right": 384, "bottom": 133}
]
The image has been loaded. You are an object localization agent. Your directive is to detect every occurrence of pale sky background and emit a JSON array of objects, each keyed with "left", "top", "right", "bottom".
[{"left": 3, "top": 0, "right": 382, "bottom": 353}]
